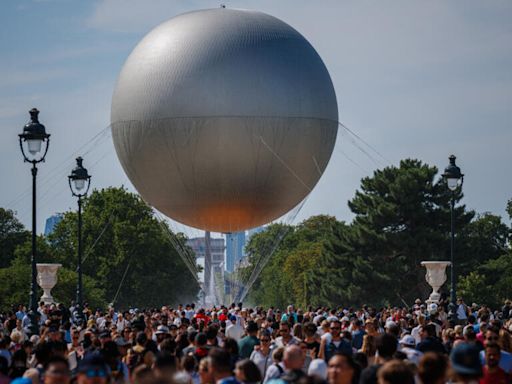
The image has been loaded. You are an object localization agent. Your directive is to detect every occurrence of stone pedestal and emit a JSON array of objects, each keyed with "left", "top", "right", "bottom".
[
  {"left": 36, "top": 263, "right": 62, "bottom": 305},
  {"left": 420, "top": 261, "right": 451, "bottom": 304}
]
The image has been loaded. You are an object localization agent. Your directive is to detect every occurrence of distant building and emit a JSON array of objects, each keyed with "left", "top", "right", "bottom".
[
  {"left": 186, "top": 235, "right": 225, "bottom": 280},
  {"left": 225, "top": 231, "right": 246, "bottom": 272},
  {"left": 44, "top": 214, "right": 63, "bottom": 236}
]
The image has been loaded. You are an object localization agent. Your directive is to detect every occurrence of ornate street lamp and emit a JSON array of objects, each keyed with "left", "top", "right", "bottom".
[
  {"left": 442, "top": 155, "right": 464, "bottom": 313},
  {"left": 19, "top": 108, "right": 50, "bottom": 335},
  {"left": 68, "top": 157, "right": 91, "bottom": 321}
]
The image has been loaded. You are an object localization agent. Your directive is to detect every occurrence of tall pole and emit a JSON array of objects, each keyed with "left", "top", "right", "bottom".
[
  {"left": 450, "top": 193, "right": 456, "bottom": 306},
  {"left": 29, "top": 162, "right": 39, "bottom": 335},
  {"left": 76, "top": 196, "right": 83, "bottom": 314}
]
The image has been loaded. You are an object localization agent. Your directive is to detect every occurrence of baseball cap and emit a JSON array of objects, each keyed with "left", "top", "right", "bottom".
[
  {"left": 156, "top": 325, "right": 169, "bottom": 335},
  {"left": 450, "top": 343, "right": 482, "bottom": 376},
  {"left": 99, "top": 331, "right": 111, "bottom": 339},
  {"left": 399, "top": 335, "right": 416, "bottom": 347},
  {"left": 77, "top": 353, "right": 110, "bottom": 375}
]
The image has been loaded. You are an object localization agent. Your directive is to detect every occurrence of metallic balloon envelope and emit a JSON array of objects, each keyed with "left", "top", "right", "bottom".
[{"left": 111, "top": 8, "right": 338, "bottom": 232}]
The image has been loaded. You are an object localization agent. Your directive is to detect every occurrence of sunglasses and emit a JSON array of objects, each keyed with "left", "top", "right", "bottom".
[
  {"left": 260, "top": 338, "right": 270, "bottom": 342},
  {"left": 85, "top": 369, "right": 107, "bottom": 378},
  {"left": 330, "top": 327, "right": 341, "bottom": 330}
]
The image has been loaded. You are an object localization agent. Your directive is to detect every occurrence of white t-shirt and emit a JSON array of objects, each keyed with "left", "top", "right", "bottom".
[
  {"left": 457, "top": 304, "right": 468, "bottom": 320},
  {"left": 264, "top": 361, "right": 285, "bottom": 383},
  {"left": 225, "top": 323, "right": 244, "bottom": 341},
  {"left": 250, "top": 349, "right": 273, "bottom": 377},
  {"left": 411, "top": 325, "right": 422, "bottom": 345}
]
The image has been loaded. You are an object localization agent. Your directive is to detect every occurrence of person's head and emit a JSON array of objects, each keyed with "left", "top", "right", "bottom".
[
  {"left": 195, "top": 332, "right": 208, "bottom": 347},
  {"left": 449, "top": 343, "right": 483, "bottom": 382},
  {"left": 76, "top": 353, "right": 109, "bottom": 384},
  {"left": 330, "top": 321, "right": 341, "bottom": 337},
  {"left": 419, "top": 324, "right": 435, "bottom": 340},
  {"left": 136, "top": 332, "right": 147, "bottom": 347},
  {"left": 198, "top": 357, "right": 212, "bottom": 384},
  {"left": 208, "top": 348, "right": 233, "bottom": 380},
  {"left": 234, "top": 359, "right": 262, "bottom": 384},
  {"left": 153, "top": 352, "right": 177, "bottom": 379},
  {"left": 272, "top": 347, "right": 285, "bottom": 363},
  {"left": 377, "top": 360, "right": 414, "bottom": 384},
  {"left": 484, "top": 327, "right": 500, "bottom": 347},
  {"left": 279, "top": 321, "right": 291, "bottom": 337},
  {"left": 258, "top": 329, "right": 271, "bottom": 348},
  {"left": 384, "top": 322, "right": 399, "bottom": 339},
  {"left": 223, "top": 338, "right": 239, "bottom": 356},
  {"left": 484, "top": 343, "right": 501, "bottom": 368},
  {"left": 303, "top": 322, "right": 317, "bottom": 338},
  {"left": 418, "top": 352, "right": 447, "bottom": 384},
  {"left": 375, "top": 334, "right": 397, "bottom": 360},
  {"left": 43, "top": 356, "right": 71, "bottom": 384},
  {"left": 283, "top": 345, "right": 304, "bottom": 371},
  {"left": 398, "top": 335, "right": 415, "bottom": 349},
  {"left": 246, "top": 321, "right": 258, "bottom": 336},
  {"left": 308, "top": 358, "right": 328, "bottom": 380},
  {"left": 23, "top": 368, "right": 40, "bottom": 384},
  {"left": 327, "top": 353, "right": 360, "bottom": 384}
]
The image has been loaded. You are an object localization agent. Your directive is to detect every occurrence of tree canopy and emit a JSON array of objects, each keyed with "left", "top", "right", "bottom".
[
  {"left": 243, "top": 159, "right": 511, "bottom": 308},
  {"left": 0, "top": 187, "right": 200, "bottom": 311}
]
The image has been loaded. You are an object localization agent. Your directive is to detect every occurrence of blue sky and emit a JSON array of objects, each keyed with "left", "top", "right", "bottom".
[{"left": 1, "top": 0, "right": 511, "bottom": 239}]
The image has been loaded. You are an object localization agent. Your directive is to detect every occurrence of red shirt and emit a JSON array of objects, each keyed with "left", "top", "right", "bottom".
[{"left": 480, "top": 366, "right": 510, "bottom": 384}]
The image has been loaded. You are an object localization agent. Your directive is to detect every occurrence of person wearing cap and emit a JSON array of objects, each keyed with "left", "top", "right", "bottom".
[
  {"left": 113, "top": 336, "right": 130, "bottom": 362},
  {"left": 238, "top": 321, "right": 260, "bottom": 359},
  {"left": 449, "top": 343, "right": 483, "bottom": 383},
  {"left": 154, "top": 325, "right": 169, "bottom": 346},
  {"left": 76, "top": 353, "right": 110, "bottom": 384},
  {"left": 98, "top": 331, "right": 111, "bottom": 348},
  {"left": 398, "top": 335, "right": 423, "bottom": 366},
  {"left": 101, "top": 341, "right": 129, "bottom": 384}
]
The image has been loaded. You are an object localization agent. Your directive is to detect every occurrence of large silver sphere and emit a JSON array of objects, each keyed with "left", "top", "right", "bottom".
[{"left": 111, "top": 8, "right": 338, "bottom": 232}]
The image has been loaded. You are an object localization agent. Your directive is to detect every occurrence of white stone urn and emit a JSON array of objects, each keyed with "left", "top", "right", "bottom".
[
  {"left": 36, "top": 263, "right": 62, "bottom": 304},
  {"left": 420, "top": 261, "right": 451, "bottom": 304}
]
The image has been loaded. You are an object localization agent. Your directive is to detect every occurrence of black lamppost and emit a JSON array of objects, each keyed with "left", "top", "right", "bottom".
[
  {"left": 18, "top": 108, "right": 50, "bottom": 335},
  {"left": 442, "top": 155, "right": 464, "bottom": 313},
  {"left": 68, "top": 157, "right": 91, "bottom": 321}
]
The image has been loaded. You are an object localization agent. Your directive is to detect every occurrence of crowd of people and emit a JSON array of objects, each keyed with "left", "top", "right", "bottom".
[{"left": 1, "top": 297, "right": 512, "bottom": 384}]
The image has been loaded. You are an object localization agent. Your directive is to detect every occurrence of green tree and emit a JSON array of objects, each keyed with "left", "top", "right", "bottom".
[
  {"left": 457, "top": 271, "right": 493, "bottom": 307},
  {"left": 48, "top": 187, "right": 199, "bottom": 309},
  {"left": 0, "top": 208, "right": 29, "bottom": 268},
  {"left": 244, "top": 216, "right": 341, "bottom": 307},
  {"left": 457, "top": 213, "right": 510, "bottom": 277}
]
